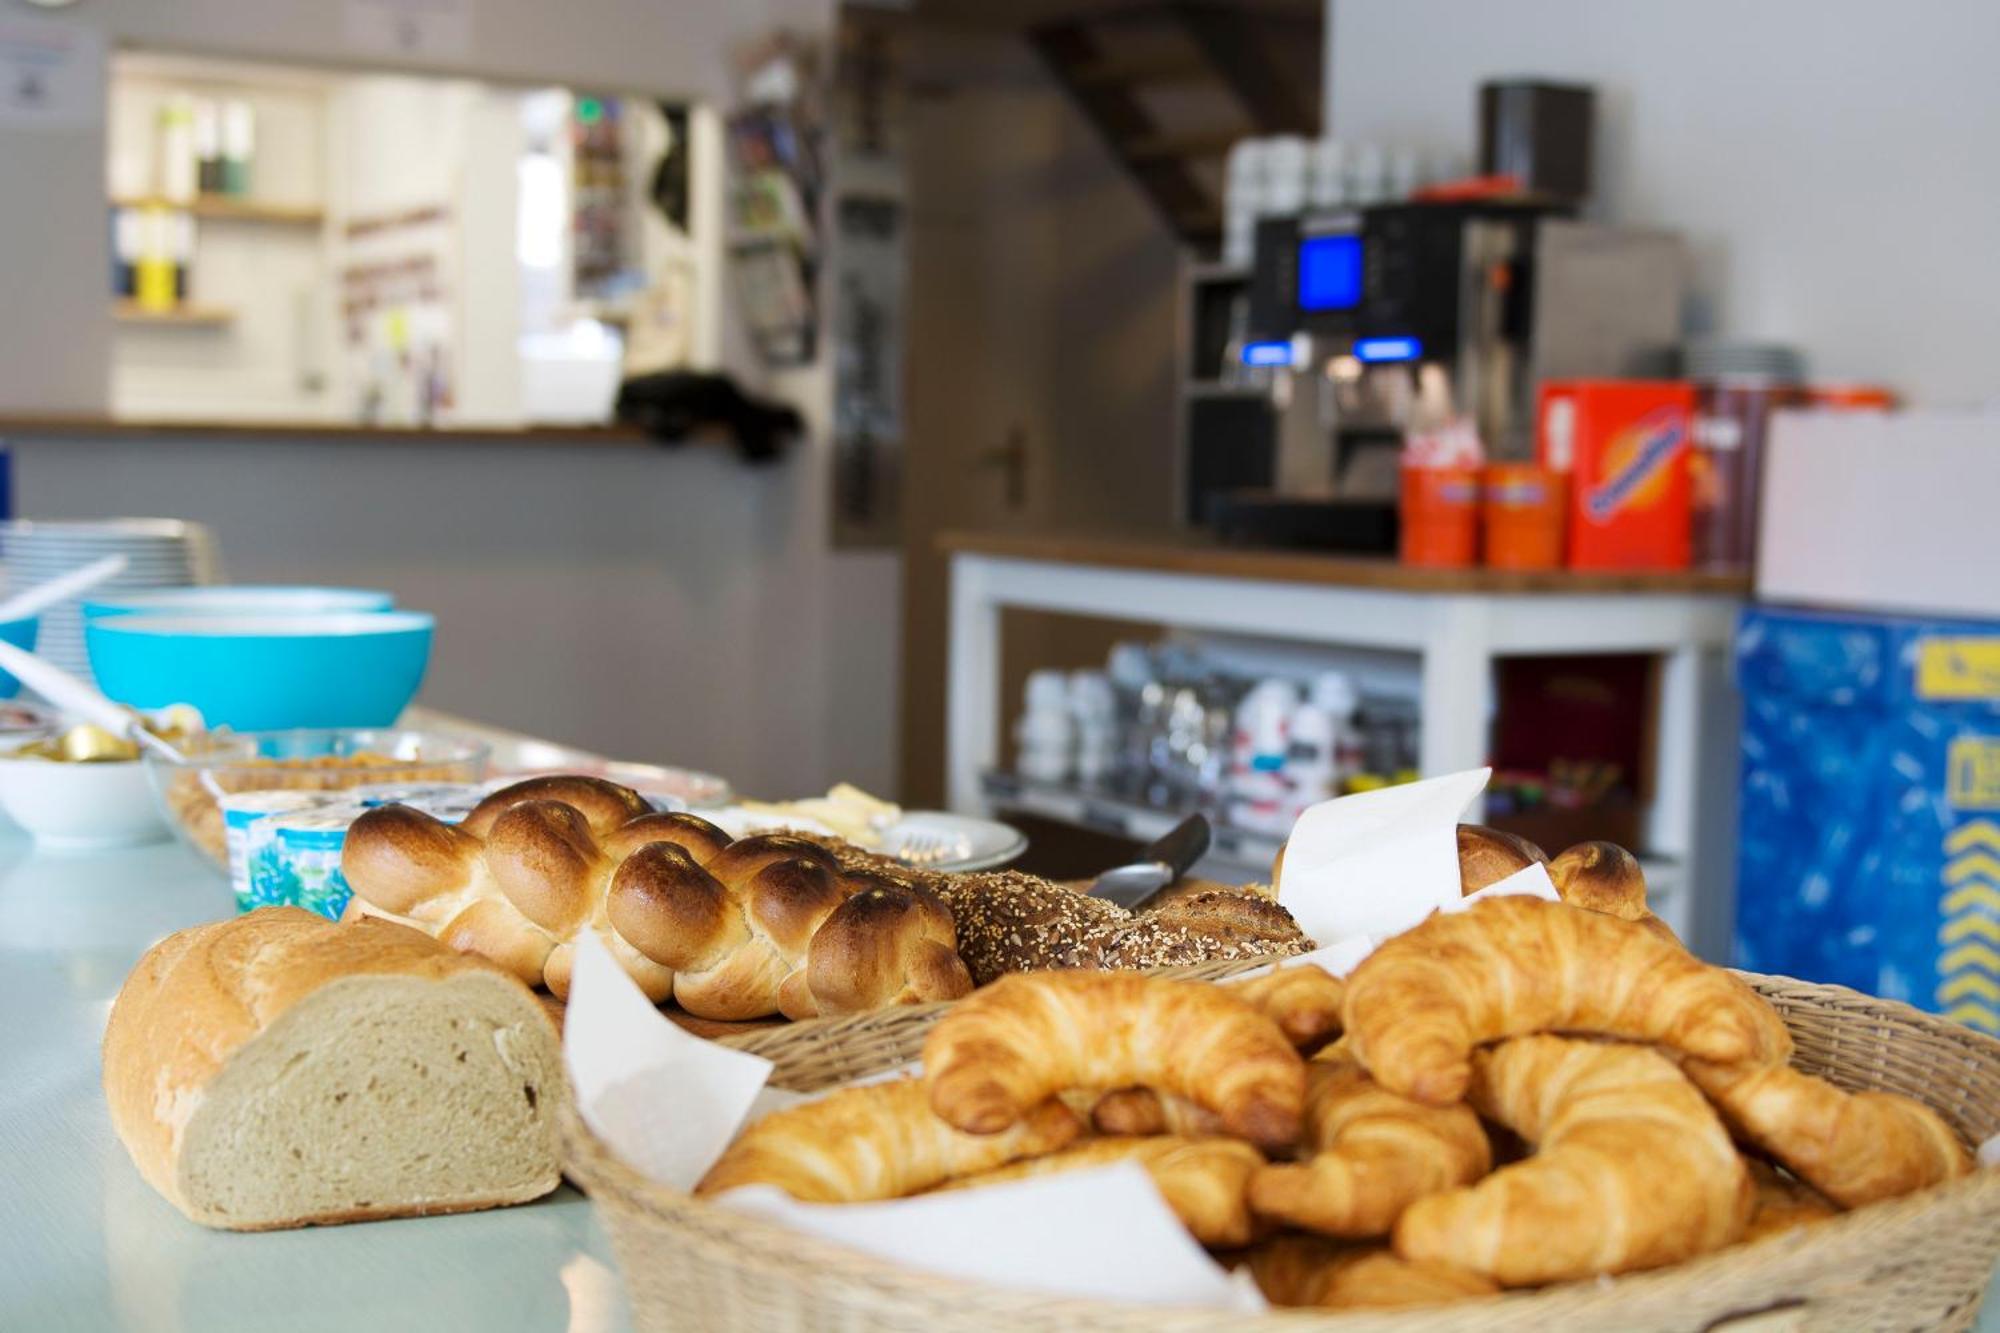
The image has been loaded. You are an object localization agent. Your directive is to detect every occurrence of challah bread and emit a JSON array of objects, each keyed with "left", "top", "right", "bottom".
[
  {"left": 102, "top": 907, "right": 563, "bottom": 1230},
  {"left": 344, "top": 777, "right": 973, "bottom": 1021}
]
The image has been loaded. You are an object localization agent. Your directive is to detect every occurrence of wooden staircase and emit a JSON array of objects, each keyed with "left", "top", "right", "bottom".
[{"left": 1027, "top": 1, "right": 1321, "bottom": 247}]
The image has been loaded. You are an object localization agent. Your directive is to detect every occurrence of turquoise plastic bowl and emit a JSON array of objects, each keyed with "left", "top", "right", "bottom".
[
  {"left": 0, "top": 615, "right": 35, "bottom": 699},
  {"left": 85, "top": 611, "right": 434, "bottom": 730},
  {"left": 80, "top": 586, "right": 395, "bottom": 620}
]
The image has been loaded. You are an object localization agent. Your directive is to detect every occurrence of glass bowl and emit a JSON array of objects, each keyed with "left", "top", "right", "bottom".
[{"left": 144, "top": 728, "right": 490, "bottom": 874}]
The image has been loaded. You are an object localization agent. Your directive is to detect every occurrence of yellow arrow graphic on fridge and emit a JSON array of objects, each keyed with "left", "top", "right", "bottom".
[
  {"left": 1941, "top": 941, "right": 2000, "bottom": 975},
  {"left": 1946, "top": 820, "right": 2000, "bottom": 856},
  {"left": 1943, "top": 880, "right": 2000, "bottom": 916},
  {"left": 1946, "top": 852, "right": 2000, "bottom": 885},
  {"left": 1941, "top": 972, "right": 2000, "bottom": 1004},
  {"left": 1946, "top": 1001, "right": 2000, "bottom": 1032},
  {"left": 1941, "top": 913, "right": 2000, "bottom": 945}
]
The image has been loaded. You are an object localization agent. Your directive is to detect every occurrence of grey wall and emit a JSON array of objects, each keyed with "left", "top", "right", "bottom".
[
  {"left": 1325, "top": 0, "right": 2000, "bottom": 405},
  {"left": 11, "top": 433, "right": 901, "bottom": 798}
]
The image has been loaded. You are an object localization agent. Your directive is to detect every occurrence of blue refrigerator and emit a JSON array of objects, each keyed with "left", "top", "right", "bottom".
[{"left": 1735, "top": 605, "right": 2000, "bottom": 1034}]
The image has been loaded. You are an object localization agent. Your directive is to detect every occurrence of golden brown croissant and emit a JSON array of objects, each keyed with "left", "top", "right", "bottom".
[
  {"left": 1250, "top": 1049, "right": 1490, "bottom": 1237},
  {"left": 1342, "top": 896, "right": 1792, "bottom": 1104},
  {"left": 1682, "top": 1058, "right": 1971, "bottom": 1208},
  {"left": 1739, "top": 1157, "right": 1839, "bottom": 1244},
  {"left": 695, "top": 1079, "right": 1082, "bottom": 1202},
  {"left": 1248, "top": 1234, "right": 1497, "bottom": 1310},
  {"left": 1226, "top": 965, "right": 1346, "bottom": 1051},
  {"left": 1394, "top": 1035, "right": 1749, "bottom": 1285},
  {"left": 936, "top": 1136, "right": 1264, "bottom": 1246},
  {"left": 1546, "top": 840, "right": 1681, "bottom": 943},
  {"left": 922, "top": 971, "right": 1306, "bottom": 1150},
  {"left": 1088, "top": 1087, "right": 1225, "bottom": 1137}
]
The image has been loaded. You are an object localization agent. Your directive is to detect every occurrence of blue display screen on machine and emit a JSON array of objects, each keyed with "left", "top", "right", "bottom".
[{"left": 1297, "top": 232, "right": 1363, "bottom": 312}]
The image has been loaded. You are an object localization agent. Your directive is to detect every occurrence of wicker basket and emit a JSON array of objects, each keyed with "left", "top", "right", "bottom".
[{"left": 562, "top": 973, "right": 2000, "bottom": 1333}]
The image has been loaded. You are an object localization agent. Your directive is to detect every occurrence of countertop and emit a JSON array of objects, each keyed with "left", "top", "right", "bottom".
[
  {"left": 940, "top": 530, "right": 1755, "bottom": 596},
  {"left": 0, "top": 709, "right": 633, "bottom": 1333},
  {"left": 0, "top": 415, "right": 718, "bottom": 450}
]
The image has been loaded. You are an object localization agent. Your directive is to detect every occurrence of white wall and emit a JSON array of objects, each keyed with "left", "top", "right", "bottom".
[{"left": 1325, "top": 0, "right": 2000, "bottom": 405}]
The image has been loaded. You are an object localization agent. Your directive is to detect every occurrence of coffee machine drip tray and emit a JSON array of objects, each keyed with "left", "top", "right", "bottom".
[{"left": 1206, "top": 492, "right": 1400, "bottom": 555}]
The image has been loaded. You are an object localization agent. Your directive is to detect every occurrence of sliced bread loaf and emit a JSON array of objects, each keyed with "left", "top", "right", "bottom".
[{"left": 103, "top": 906, "right": 564, "bottom": 1230}]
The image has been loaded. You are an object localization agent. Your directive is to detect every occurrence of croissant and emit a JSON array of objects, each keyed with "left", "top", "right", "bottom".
[
  {"left": 1342, "top": 896, "right": 1791, "bottom": 1104},
  {"left": 1247, "top": 1234, "right": 1496, "bottom": 1310},
  {"left": 1739, "top": 1158, "right": 1839, "bottom": 1244},
  {"left": 1226, "top": 965, "right": 1346, "bottom": 1051},
  {"left": 922, "top": 971, "right": 1306, "bottom": 1150},
  {"left": 1395, "top": 1035, "right": 1749, "bottom": 1285},
  {"left": 695, "top": 1079, "right": 1082, "bottom": 1202},
  {"left": 1546, "top": 840, "right": 1680, "bottom": 943},
  {"left": 344, "top": 777, "right": 973, "bottom": 1021},
  {"left": 936, "top": 1136, "right": 1264, "bottom": 1246},
  {"left": 1682, "top": 1058, "right": 1971, "bottom": 1208},
  {"left": 1088, "top": 1087, "right": 1225, "bottom": 1138},
  {"left": 1250, "top": 1049, "right": 1490, "bottom": 1237}
]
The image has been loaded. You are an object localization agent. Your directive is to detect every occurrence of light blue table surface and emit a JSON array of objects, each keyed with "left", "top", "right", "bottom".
[
  {"left": 0, "top": 829, "right": 631, "bottom": 1333},
  {"left": 3, "top": 825, "right": 1996, "bottom": 1332}
]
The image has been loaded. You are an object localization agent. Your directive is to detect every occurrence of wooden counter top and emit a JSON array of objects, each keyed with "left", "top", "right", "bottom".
[
  {"left": 940, "top": 530, "right": 1753, "bottom": 595},
  {"left": 0, "top": 414, "right": 708, "bottom": 449}
]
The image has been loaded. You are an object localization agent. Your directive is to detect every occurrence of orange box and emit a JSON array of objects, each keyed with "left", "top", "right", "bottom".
[
  {"left": 1482, "top": 463, "right": 1566, "bottom": 570},
  {"left": 1536, "top": 379, "right": 1694, "bottom": 570},
  {"left": 1400, "top": 466, "right": 1480, "bottom": 568}
]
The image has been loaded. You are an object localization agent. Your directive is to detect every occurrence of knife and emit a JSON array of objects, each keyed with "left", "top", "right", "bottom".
[{"left": 1087, "top": 813, "right": 1212, "bottom": 912}]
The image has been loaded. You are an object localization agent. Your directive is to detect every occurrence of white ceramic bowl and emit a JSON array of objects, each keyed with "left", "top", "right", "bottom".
[{"left": 0, "top": 756, "right": 170, "bottom": 850}]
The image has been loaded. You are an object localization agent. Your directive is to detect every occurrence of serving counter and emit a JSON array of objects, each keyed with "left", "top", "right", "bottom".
[{"left": 943, "top": 532, "right": 1751, "bottom": 954}]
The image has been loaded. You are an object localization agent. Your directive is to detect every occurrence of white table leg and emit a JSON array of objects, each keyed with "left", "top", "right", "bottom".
[
  {"left": 945, "top": 555, "right": 1002, "bottom": 815},
  {"left": 1419, "top": 597, "right": 1494, "bottom": 821}
]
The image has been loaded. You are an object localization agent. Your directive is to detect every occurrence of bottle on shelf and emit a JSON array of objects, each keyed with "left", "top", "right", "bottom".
[
  {"left": 155, "top": 95, "right": 198, "bottom": 204},
  {"left": 221, "top": 101, "right": 256, "bottom": 197},
  {"left": 193, "top": 99, "right": 222, "bottom": 196},
  {"left": 1227, "top": 678, "right": 1299, "bottom": 836}
]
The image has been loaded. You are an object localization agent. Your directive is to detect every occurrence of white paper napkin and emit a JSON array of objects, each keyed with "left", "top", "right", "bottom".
[
  {"left": 720, "top": 1165, "right": 1265, "bottom": 1310},
  {"left": 1275, "top": 767, "right": 1491, "bottom": 944},
  {"left": 564, "top": 933, "right": 776, "bottom": 1190}
]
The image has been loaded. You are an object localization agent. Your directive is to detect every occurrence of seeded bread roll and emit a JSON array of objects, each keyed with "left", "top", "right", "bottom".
[{"left": 102, "top": 907, "right": 564, "bottom": 1231}]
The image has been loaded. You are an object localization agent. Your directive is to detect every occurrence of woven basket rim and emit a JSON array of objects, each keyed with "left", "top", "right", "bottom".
[{"left": 561, "top": 970, "right": 2000, "bottom": 1326}]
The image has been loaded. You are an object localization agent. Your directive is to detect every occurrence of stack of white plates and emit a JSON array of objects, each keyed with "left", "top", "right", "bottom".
[{"left": 0, "top": 519, "right": 220, "bottom": 683}]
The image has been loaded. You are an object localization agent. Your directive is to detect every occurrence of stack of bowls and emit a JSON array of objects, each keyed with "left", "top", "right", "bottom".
[
  {"left": 81, "top": 588, "right": 432, "bottom": 732},
  {"left": 0, "top": 519, "right": 217, "bottom": 683}
]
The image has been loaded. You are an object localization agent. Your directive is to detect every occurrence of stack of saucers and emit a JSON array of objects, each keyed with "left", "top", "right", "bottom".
[{"left": 0, "top": 519, "right": 219, "bottom": 683}]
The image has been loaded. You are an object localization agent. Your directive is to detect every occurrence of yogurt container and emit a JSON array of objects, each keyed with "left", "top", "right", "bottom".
[
  {"left": 222, "top": 790, "right": 349, "bottom": 908},
  {"left": 348, "top": 781, "right": 486, "bottom": 824},
  {"left": 244, "top": 802, "right": 366, "bottom": 921}
]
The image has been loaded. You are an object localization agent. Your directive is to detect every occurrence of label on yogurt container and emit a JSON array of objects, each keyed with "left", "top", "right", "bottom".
[
  {"left": 347, "top": 782, "right": 486, "bottom": 824},
  {"left": 222, "top": 790, "right": 347, "bottom": 908},
  {"left": 245, "top": 803, "right": 367, "bottom": 921}
]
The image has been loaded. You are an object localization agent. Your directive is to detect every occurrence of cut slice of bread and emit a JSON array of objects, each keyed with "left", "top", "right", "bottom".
[{"left": 104, "top": 906, "right": 564, "bottom": 1230}]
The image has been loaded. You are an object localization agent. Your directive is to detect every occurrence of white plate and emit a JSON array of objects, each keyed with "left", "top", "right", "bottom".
[{"left": 706, "top": 805, "right": 1026, "bottom": 873}]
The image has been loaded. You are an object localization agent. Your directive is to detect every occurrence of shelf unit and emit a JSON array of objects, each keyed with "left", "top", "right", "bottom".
[
  {"left": 112, "top": 301, "right": 236, "bottom": 327},
  {"left": 111, "top": 195, "right": 325, "bottom": 226},
  {"left": 979, "top": 769, "right": 1687, "bottom": 901}
]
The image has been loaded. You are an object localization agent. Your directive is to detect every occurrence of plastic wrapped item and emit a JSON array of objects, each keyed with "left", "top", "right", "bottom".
[{"left": 1734, "top": 606, "right": 2000, "bottom": 1034}]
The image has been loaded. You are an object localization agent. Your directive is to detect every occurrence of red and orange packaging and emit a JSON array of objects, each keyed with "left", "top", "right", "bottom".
[{"left": 1536, "top": 379, "right": 1694, "bottom": 571}]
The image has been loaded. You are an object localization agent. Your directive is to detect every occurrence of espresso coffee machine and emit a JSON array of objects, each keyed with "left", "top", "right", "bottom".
[{"left": 1193, "top": 199, "right": 1687, "bottom": 549}]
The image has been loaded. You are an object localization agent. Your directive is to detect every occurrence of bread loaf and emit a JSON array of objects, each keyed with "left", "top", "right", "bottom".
[
  {"left": 101, "top": 907, "right": 563, "bottom": 1230},
  {"left": 343, "top": 776, "right": 974, "bottom": 1021}
]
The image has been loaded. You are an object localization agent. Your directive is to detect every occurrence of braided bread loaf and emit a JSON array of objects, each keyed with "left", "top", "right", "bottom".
[{"left": 340, "top": 776, "right": 973, "bottom": 1021}]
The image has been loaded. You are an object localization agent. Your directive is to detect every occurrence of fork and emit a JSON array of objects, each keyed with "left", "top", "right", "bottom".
[{"left": 892, "top": 828, "right": 971, "bottom": 868}]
